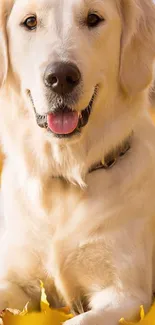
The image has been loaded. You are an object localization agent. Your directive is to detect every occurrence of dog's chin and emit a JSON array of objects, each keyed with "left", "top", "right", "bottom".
[{"left": 28, "top": 87, "right": 98, "bottom": 139}]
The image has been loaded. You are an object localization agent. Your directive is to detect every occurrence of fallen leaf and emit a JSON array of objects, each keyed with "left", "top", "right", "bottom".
[{"left": 0, "top": 283, "right": 73, "bottom": 325}]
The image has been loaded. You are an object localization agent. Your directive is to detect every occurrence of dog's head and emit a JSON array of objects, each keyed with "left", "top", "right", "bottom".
[{"left": 0, "top": 0, "right": 155, "bottom": 141}]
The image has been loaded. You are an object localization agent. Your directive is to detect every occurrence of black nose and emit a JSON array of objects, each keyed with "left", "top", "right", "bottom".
[{"left": 44, "top": 62, "right": 81, "bottom": 95}]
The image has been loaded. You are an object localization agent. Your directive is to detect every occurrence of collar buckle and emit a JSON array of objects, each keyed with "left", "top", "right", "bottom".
[
  {"left": 103, "top": 158, "right": 117, "bottom": 169},
  {"left": 89, "top": 134, "right": 132, "bottom": 174}
]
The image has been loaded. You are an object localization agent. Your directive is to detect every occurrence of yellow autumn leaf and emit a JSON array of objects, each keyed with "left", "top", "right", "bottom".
[
  {"left": 40, "top": 281, "right": 50, "bottom": 312},
  {"left": 0, "top": 283, "right": 73, "bottom": 325},
  {"left": 1, "top": 309, "right": 73, "bottom": 325}
]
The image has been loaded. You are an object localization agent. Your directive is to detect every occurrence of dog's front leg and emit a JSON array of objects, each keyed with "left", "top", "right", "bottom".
[
  {"left": 0, "top": 281, "right": 30, "bottom": 311},
  {"left": 0, "top": 236, "right": 41, "bottom": 311},
  {"left": 64, "top": 289, "right": 151, "bottom": 325}
]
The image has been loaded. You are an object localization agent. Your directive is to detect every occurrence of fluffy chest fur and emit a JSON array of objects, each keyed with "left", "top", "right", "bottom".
[{"left": 2, "top": 117, "right": 155, "bottom": 310}]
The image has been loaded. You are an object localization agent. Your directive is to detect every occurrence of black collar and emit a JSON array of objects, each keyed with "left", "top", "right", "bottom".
[{"left": 89, "top": 135, "right": 132, "bottom": 174}]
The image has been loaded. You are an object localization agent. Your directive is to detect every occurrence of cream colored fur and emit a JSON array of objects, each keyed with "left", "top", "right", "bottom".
[{"left": 0, "top": 0, "right": 155, "bottom": 324}]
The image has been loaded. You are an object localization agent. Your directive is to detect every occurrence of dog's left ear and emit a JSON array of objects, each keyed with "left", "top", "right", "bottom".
[
  {"left": 120, "top": 0, "right": 155, "bottom": 95},
  {"left": 0, "top": 28, "right": 8, "bottom": 88},
  {"left": 0, "top": 0, "right": 13, "bottom": 88}
]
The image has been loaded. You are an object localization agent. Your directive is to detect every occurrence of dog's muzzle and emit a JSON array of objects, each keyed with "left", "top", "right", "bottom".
[{"left": 28, "top": 87, "right": 98, "bottom": 138}]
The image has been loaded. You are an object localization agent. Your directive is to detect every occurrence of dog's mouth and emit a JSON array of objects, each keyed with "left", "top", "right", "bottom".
[
  {"left": 47, "top": 90, "right": 97, "bottom": 137},
  {"left": 28, "top": 87, "right": 98, "bottom": 138}
]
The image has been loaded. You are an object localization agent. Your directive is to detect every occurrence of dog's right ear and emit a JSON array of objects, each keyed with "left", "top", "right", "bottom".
[{"left": 0, "top": 0, "right": 13, "bottom": 88}]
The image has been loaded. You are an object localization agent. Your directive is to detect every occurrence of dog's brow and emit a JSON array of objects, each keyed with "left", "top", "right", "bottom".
[
  {"left": 84, "top": 0, "right": 102, "bottom": 4},
  {"left": 14, "top": 0, "right": 59, "bottom": 11}
]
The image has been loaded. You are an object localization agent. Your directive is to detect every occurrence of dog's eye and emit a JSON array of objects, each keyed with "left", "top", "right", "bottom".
[
  {"left": 87, "top": 14, "right": 103, "bottom": 28},
  {"left": 23, "top": 16, "right": 37, "bottom": 30}
]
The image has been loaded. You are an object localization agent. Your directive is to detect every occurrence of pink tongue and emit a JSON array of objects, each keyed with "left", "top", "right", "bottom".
[{"left": 47, "top": 111, "right": 79, "bottom": 135}]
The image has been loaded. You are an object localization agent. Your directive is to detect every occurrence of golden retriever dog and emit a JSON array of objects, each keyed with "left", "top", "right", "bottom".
[{"left": 0, "top": 0, "right": 155, "bottom": 324}]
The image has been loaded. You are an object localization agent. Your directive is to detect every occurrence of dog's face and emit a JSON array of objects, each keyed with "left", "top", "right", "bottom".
[
  {"left": 6, "top": 0, "right": 122, "bottom": 139},
  {"left": 0, "top": 0, "right": 155, "bottom": 141}
]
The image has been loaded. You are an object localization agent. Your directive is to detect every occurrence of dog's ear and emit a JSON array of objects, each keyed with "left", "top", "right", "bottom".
[
  {"left": 0, "top": 29, "right": 8, "bottom": 88},
  {"left": 120, "top": 0, "right": 155, "bottom": 95},
  {"left": 0, "top": 0, "right": 13, "bottom": 88}
]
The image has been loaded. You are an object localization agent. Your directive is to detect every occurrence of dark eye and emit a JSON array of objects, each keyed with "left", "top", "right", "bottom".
[
  {"left": 23, "top": 16, "right": 37, "bottom": 30},
  {"left": 87, "top": 13, "right": 103, "bottom": 28}
]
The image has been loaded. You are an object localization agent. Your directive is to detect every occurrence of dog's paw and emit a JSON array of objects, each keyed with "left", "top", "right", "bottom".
[
  {"left": 64, "top": 314, "right": 87, "bottom": 325},
  {"left": 64, "top": 310, "right": 120, "bottom": 325},
  {"left": 0, "top": 281, "right": 29, "bottom": 311},
  {"left": 64, "top": 312, "right": 105, "bottom": 325}
]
